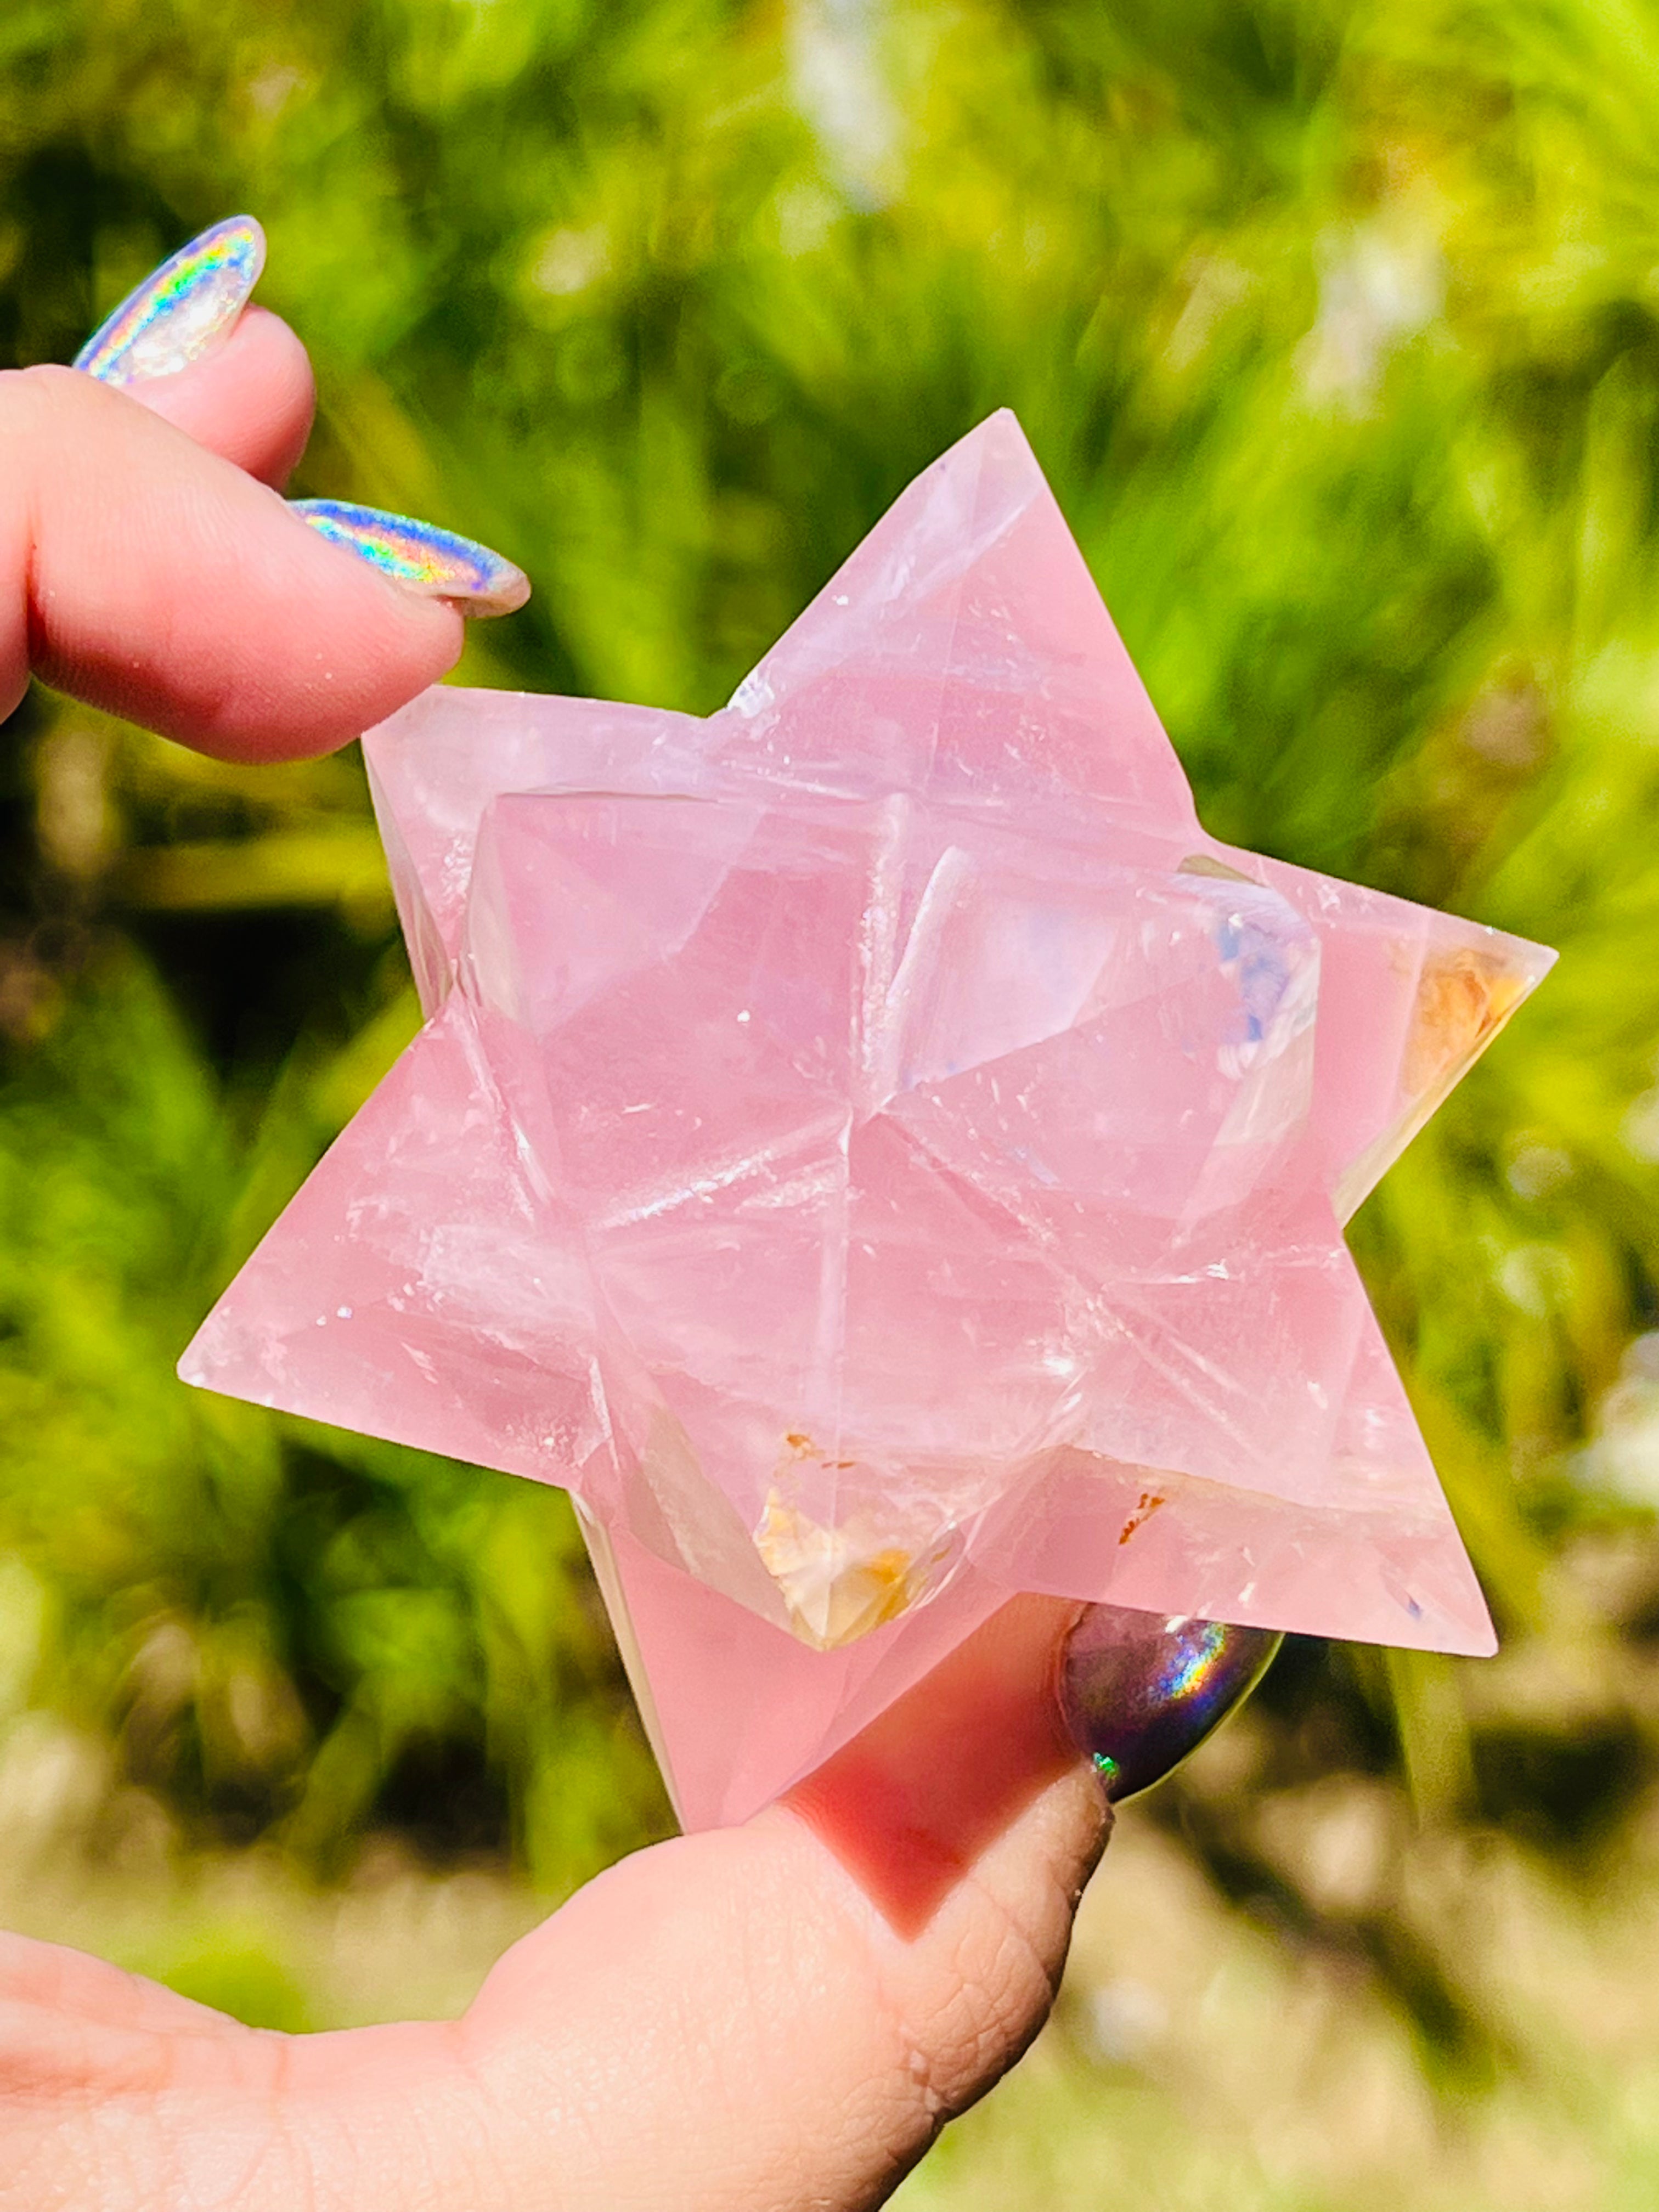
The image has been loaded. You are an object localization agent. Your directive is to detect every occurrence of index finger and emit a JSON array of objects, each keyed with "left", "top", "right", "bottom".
[{"left": 1, "top": 363, "right": 464, "bottom": 760}]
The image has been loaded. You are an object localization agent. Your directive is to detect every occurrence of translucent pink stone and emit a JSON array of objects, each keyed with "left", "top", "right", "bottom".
[{"left": 180, "top": 412, "right": 1554, "bottom": 1831}]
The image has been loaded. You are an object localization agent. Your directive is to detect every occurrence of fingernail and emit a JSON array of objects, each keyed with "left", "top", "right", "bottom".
[
  {"left": 289, "top": 499, "right": 531, "bottom": 618},
  {"left": 75, "top": 215, "right": 265, "bottom": 387},
  {"left": 1058, "top": 1605, "right": 1281, "bottom": 1801}
]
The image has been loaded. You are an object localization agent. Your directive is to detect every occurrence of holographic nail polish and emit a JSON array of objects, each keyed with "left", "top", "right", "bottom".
[
  {"left": 1058, "top": 1604, "right": 1282, "bottom": 1801},
  {"left": 289, "top": 499, "right": 531, "bottom": 618},
  {"left": 75, "top": 216, "right": 265, "bottom": 387}
]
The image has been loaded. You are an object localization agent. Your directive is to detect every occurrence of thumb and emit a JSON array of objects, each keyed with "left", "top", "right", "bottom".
[{"left": 432, "top": 1594, "right": 1108, "bottom": 2211}]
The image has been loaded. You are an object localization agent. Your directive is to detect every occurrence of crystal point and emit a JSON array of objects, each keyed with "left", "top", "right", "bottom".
[{"left": 182, "top": 414, "right": 1551, "bottom": 1827}]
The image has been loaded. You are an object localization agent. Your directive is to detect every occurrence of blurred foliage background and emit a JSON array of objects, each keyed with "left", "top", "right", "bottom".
[{"left": 3, "top": 0, "right": 1659, "bottom": 2203}]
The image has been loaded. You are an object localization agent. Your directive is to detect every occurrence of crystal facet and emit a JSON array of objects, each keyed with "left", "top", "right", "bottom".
[{"left": 180, "top": 412, "right": 1554, "bottom": 1831}]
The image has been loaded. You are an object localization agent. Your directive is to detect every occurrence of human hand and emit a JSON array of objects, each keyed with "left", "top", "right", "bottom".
[
  {"left": 0, "top": 220, "right": 1267, "bottom": 2209},
  {"left": 2, "top": 1588, "right": 1106, "bottom": 2210},
  {"left": 2, "top": 216, "right": 523, "bottom": 761}
]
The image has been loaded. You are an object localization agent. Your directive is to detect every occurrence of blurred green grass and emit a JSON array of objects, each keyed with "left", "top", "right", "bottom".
[{"left": 5, "top": 0, "right": 1659, "bottom": 2200}]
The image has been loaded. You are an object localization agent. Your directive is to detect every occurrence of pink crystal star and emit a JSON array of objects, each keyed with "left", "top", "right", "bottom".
[{"left": 181, "top": 414, "right": 1553, "bottom": 1830}]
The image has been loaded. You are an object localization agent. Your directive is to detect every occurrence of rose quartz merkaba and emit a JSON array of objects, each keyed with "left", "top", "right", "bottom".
[{"left": 181, "top": 413, "right": 1554, "bottom": 1830}]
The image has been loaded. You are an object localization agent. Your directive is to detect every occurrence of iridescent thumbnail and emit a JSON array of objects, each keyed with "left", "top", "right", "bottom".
[
  {"left": 76, "top": 216, "right": 265, "bottom": 387},
  {"left": 1059, "top": 1609, "right": 1283, "bottom": 1799},
  {"left": 291, "top": 500, "right": 531, "bottom": 617}
]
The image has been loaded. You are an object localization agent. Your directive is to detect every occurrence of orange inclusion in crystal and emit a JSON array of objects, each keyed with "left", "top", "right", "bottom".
[{"left": 1405, "top": 949, "right": 1530, "bottom": 1096}]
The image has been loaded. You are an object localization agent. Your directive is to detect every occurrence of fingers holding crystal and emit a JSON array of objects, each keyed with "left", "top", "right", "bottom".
[
  {"left": 446, "top": 1597, "right": 1109, "bottom": 2212},
  {"left": 785, "top": 1593, "right": 1098, "bottom": 1938}
]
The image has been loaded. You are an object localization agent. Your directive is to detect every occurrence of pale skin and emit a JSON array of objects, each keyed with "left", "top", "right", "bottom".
[{"left": 0, "top": 320, "right": 1110, "bottom": 2212}]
